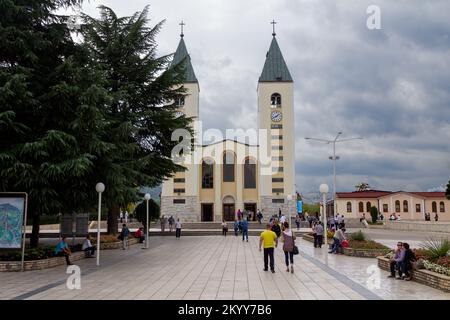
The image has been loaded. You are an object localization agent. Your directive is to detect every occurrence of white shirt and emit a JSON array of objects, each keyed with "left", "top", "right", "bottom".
[
  {"left": 175, "top": 221, "right": 182, "bottom": 229},
  {"left": 82, "top": 239, "right": 92, "bottom": 250},
  {"left": 280, "top": 216, "right": 286, "bottom": 224}
]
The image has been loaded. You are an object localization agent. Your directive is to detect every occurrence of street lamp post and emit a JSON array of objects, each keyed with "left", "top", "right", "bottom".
[
  {"left": 95, "top": 182, "right": 105, "bottom": 266},
  {"left": 305, "top": 133, "right": 363, "bottom": 221},
  {"left": 319, "top": 184, "right": 329, "bottom": 247},
  {"left": 144, "top": 193, "right": 151, "bottom": 249}
]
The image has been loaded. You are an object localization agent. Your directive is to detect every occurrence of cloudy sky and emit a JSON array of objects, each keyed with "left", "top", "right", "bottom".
[{"left": 65, "top": 0, "right": 450, "bottom": 200}]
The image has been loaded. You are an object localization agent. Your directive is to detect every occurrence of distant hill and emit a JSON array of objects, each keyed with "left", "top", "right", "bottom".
[{"left": 138, "top": 185, "right": 162, "bottom": 205}]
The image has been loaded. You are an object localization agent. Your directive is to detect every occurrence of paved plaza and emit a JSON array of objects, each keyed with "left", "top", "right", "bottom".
[{"left": 1, "top": 235, "right": 449, "bottom": 300}]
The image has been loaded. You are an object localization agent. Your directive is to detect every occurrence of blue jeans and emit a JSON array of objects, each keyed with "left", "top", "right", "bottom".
[
  {"left": 330, "top": 238, "right": 341, "bottom": 253},
  {"left": 242, "top": 229, "right": 248, "bottom": 241}
]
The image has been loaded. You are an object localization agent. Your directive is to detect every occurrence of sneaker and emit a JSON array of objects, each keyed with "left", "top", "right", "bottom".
[
  {"left": 271, "top": 270, "right": 275, "bottom": 273},
  {"left": 286, "top": 267, "right": 290, "bottom": 272},
  {"left": 263, "top": 268, "right": 268, "bottom": 272},
  {"left": 291, "top": 266, "right": 294, "bottom": 273},
  {"left": 387, "top": 275, "right": 395, "bottom": 278}
]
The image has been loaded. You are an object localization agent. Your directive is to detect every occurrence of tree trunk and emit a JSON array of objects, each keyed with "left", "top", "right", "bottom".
[
  {"left": 107, "top": 205, "right": 120, "bottom": 235},
  {"left": 30, "top": 212, "right": 40, "bottom": 248}
]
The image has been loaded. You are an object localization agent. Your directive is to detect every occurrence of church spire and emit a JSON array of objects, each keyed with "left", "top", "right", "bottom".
[
  {"left": 171, "top": 24, "right": 198, "bottom": 83},
  {"left": 258, "top": 22, "right": 293, "bottom": 83}
]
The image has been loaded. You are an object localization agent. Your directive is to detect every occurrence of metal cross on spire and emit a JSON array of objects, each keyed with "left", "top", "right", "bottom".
[
  {"left": 179, "top": 20, "right": 186, "bottom": 37},
  {"left": 271, "top": 19, "right": 277, "bottom": 36}
]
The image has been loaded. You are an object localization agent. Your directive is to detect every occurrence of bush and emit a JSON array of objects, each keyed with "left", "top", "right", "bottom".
[
  {"left": 435, "top": 256, "right": 450, "bottom": 268},
  {"left": 370, "top": 206, "right": 378, "bottom": 223},
  {"left": 413, "top": 248, "right": 432, "bottom": 261},
  {"left": 350, "top": 230, "right": 367, "bottom": 241},
  {"left": 420, "top": 238, "right": 450, "bottom": 261},
  {"left": 91, "top": 235, "right": 121, "bottom": 243},
  {"left": 348, "top": 239, "right": 389, "bottom": 250},
  {"left": 0, "top": 245, "right": 56, "bottom": 261}
]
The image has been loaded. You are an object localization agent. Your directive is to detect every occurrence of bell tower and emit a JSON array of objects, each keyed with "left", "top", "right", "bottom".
[{"left": 257, "top": 23, "right": 296, "bottom": 217}]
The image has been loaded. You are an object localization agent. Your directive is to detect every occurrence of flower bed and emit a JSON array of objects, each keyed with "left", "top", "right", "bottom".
[
  {"left": 342, "top": 240, "right": 390, "bottom": 258},
  {"left": 377, "top": 256, "right": 450, "bottom": 292}
]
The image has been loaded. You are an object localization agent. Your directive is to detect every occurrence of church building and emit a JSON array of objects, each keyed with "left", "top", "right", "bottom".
[{"left": 161, "top": 26, "right": 297, "bottom": 222}]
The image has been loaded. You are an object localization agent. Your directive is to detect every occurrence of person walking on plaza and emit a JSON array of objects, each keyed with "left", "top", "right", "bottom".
[
  {"left": 315, "top": 222, "right": 324, "bottom": 248},
  {"left": 222, "top": 220, "right": 228, "bottom": 236},
  {"left": 119, "top": 224, "right": 130, "bottom": 250},
  {"left": 242, "top": 218, "right": 249, "bottom": 242},
  {"left": 388, "top": 242, "right": 405, "bottom": 279},
  {"left": 82, "top": 235, "right": 96, "bottom": 257},
  {"left": 295, "top": 214, "right": 301, "bottom": 230},
  {"left": 257, "top": 209, "right": 263, "bottom": 224},
  {"left": 259, "top": 224, "right": 278, "bottom": 273},
  {"left": 282, "top": 222, "right": 296, "bottom": 273},
  {"left": 434, "top": 212, "right": 439, "bottom": 222},
  {"left": 175, "top": 218, "right": 182, "bottom": 238},
  {"left": 312, "top": 221, "right": 318, "bottom": 247},
  {"left": 234, "top": 219, "right": 240, "bottom": 236},
  {"left": 271, "top": 218, "right": 281, "bottom": 238},
  {"left": 160, "top": 215, "right": 167, "bottom": 232},
  {"left": 55, "top": 237, "right": 72, "bottom": 265},
  {"left": 168, "top": 215, "right": 175, "bottom": 232}
]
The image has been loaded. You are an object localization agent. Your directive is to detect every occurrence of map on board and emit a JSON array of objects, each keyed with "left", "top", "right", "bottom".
[{"left": 0, "top": 197, "right": 25, "bottom": 248}]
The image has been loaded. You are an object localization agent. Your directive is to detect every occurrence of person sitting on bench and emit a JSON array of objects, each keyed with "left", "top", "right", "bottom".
[
  {"left": 55, "top": 237, "right": 72, "bottom": 265},
  {"left": 82, "top": 235, "right": 96, "bottom": 257}
]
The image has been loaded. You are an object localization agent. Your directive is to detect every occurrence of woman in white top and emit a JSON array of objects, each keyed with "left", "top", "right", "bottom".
[
  {"left": 221, "top": 220, "right": 228, "bottom": 236},
  {"left": 175, "top": 219, "right": 182, "bottom": 238}
]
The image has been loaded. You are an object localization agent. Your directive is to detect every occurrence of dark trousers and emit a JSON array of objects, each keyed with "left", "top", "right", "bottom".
[
  {"left": 313, "top": 233, "right": 317, "bottom": 247},
  {"left": 84, "top": 246, "right": 96, "bottom": 256},
  {"left": 401, "top": 261, "right": 412, "bottom": 277},
  {"left": 263, "top": 248, "right": 275, "bottom": 271},
  {"left": 284, "top": 251, "right": 294, "bottom": 266},
  {"left": 138, "top": 236, "right": 145, "bottom": 243},
  {"left": 176, "top": 228, "right": 181, "bottom": 238},
  {"left": 330, "top": 238, "right": 341, "bottom": 253},
  {"left": 315, "top": 235, "right": 323, "bottom": 248},
  {"left": 390, "top": 260, "right": 402, "bottom": 277},
  {"left": 222, "top": 228, "right": 228, "bottom": 236},
  {"left": 242, "top": 229, "right": 248, "bottom": 241},
  {"left": 56, "top": 252, "right": 71, "bottom": 265}
]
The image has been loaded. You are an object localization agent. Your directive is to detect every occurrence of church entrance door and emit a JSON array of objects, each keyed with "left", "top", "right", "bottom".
[
  {"left": 244, "top": 203, "right": 257, "bottom": 221},
  {"left": 201, "top": 204, "right": 214, "bottom": 222},
  {"left": 223, "top": 204, "right": 235, "bottom": 221}
]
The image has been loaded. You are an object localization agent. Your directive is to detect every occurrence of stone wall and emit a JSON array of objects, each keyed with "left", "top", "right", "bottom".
[
  {"left": 384, "top": 221, "right": 450, "bottom": 233},
  {"left": 160, "top": 196, "right": 199, "bottom": 222},
  {"left": 260, "top": 196, "right": 297, "bottom": 221},
  {"left": 378, "top": 256, "right": 450, "bottom": 292},
  {"left": 343, "top": 247, "right": 391, "bottom": 258}
]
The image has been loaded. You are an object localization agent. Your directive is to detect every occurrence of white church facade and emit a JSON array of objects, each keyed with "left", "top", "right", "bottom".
[{"left": 161, "top": 29, "right": 297, "bottom": 222}]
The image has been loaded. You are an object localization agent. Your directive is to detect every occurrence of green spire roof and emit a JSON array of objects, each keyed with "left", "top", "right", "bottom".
[
  {"left": 259, "top": 36, "right": 293, "bottom": 82},
  {"left": 171, "top": 37, "right": 198, "bottom": 83}
]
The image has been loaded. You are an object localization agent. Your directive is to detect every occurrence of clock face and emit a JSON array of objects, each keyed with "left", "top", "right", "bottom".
[{"left": 271, "top": 111, "right": 282, "bottom": 122}]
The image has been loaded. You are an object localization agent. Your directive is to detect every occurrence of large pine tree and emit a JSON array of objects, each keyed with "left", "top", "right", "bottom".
[
  {"left": 81, "top": 6, "right": 193, "bottom": 234},
  {"left": 0, "top": 0, "right": 109, "bottom": 247}
]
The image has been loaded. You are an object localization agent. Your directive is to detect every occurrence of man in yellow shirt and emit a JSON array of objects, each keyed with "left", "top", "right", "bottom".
[{"left": 259, "top": 224, "right": 278, "bottom": 273}]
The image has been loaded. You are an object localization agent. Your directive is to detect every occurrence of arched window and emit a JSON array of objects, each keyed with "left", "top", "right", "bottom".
[
  {"left": 366, "top": 202, "right": 371, "bottom": 212},
  {"left": 395, "top": 200, "right": 401, "bottom": 213},
  {"left": 244, "top": 158, "right": 256, "bottom": 189},
  {"left": 223, "top": 152, "right": 235, "bottom": 182},
  {"left": 270, "top": 93, "right": 281, "bottom": 108},
  {"left": 440, "top": 201, "right": 445, "bottom": 213},
  {"left": 346, "top": 202, "right": 352, "bottom": 213},
  {"left": 403, "top": 200, "right": 408, "bottom": 212},
  {"left": 432, "top": 201, "right": 437, "bottom": 213},
  {"left": 201, "top": 159, "right": 214, "bottom": 189},
  {"left": 358, "top": 202, "right": 364, "bottom": 213}
]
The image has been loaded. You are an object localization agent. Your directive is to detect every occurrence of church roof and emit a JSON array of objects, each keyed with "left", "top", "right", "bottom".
[
  {"left": 259, "top": 36, "right": 293, "bottom": 82},
  {"left": 171, "top": 37, "right": 198, "bottom": 83}
]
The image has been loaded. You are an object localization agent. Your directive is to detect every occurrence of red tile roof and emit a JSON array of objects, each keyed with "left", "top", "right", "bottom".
[
  {"left": 336, "top": 191, "right": 447, "bottom": 199},
  {"left": 336, "top": 191, "right": 392, "bottom": 198}
]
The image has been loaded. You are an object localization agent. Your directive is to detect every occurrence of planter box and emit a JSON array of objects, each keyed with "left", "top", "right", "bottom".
[
  {"left": 377, "top": 256, "right": 450, "bottom": 292},
  {"left": 343, "top": 247, "right": 390, "bottom": 258},
  {"left": 301, "top": 234, "right": 332, "bottom": 244},
  {"left": 0, "top": 251, "right": 88, "bottom": 272},
  {"left": 0, "top": 238, "right": 139, "bottom": 272}
]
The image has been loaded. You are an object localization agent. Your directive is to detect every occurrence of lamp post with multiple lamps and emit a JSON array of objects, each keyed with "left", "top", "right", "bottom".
[
  {"left": 95, "top": 182, "right": 105, "bottom": 266},
  {"left": 305, "top": 132, "right": 363, "bottom": 222},
  {"left": 319, "top": 184, "right": 329, "bottom": 247},
  {"left": 144, "top": 193, "right": 151, "bottom": 249}
]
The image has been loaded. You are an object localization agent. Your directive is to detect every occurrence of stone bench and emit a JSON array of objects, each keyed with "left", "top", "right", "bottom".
[{"left": 377, "top": 256, "right": 450, "bottom": 292}]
